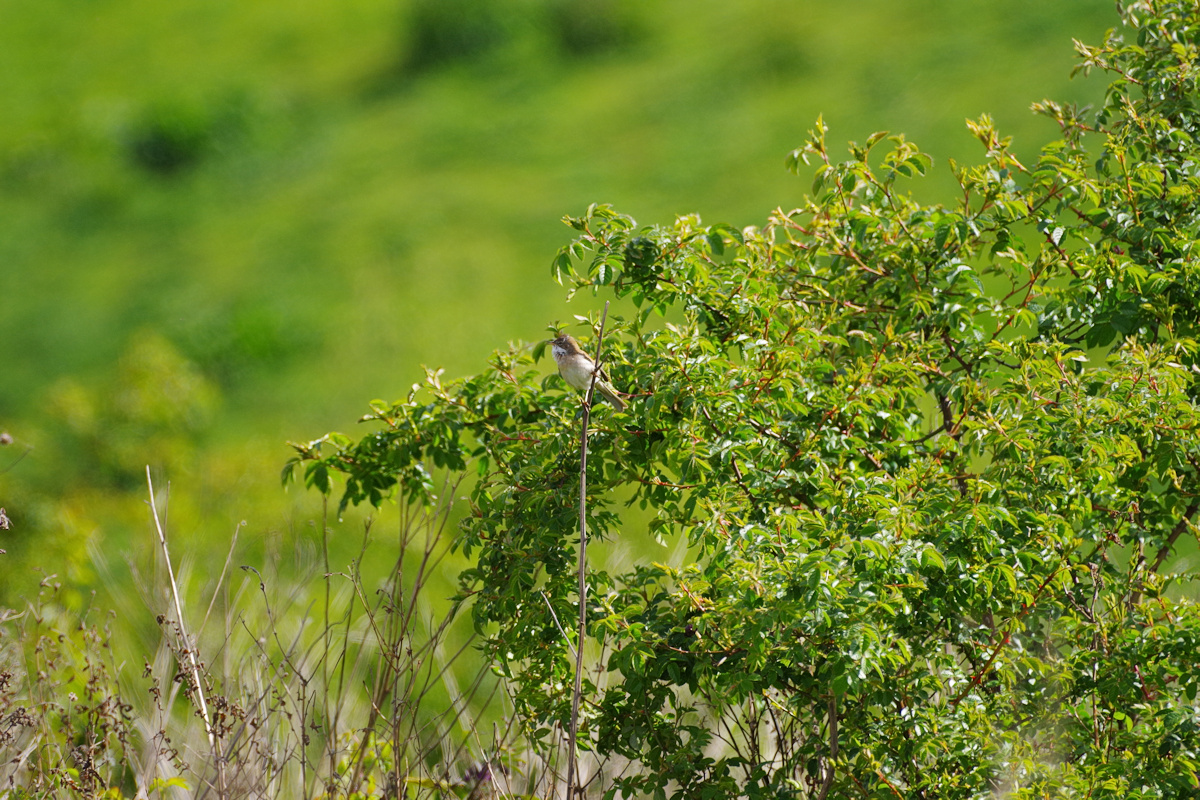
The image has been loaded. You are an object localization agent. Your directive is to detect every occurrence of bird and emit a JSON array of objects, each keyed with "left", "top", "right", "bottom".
[{"left": 550, "top": 334, "right": 627, "bottom": 411}]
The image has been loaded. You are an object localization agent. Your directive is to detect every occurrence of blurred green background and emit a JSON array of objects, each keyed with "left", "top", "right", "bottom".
[{"left": 1, "top": 0, "right": 1115, "bottom": 602}]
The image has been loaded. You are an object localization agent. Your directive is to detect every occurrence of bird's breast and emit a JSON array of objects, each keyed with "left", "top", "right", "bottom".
[{"left": 559, "top": 359, "right": 594, "bottom": 390}]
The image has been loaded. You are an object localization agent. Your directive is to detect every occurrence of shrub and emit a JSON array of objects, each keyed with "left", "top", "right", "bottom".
[
  {"left": 295, "top": 2, "right": 1200, "bottom": 797},
  {"left": 399, "top": 0, "right": 518, "bottom": 74},
  {"left": 125, "top": 103, "right": 213, "bottom": 176}
]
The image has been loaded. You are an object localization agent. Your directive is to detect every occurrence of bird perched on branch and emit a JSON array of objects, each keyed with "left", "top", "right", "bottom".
[{"left": 550, "top": 334, "right": 627, "bottom": 411}]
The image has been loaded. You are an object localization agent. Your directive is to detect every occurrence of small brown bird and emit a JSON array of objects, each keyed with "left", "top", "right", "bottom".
[{"left": 550, "top": 334, "right": 627, "bottom": 411}]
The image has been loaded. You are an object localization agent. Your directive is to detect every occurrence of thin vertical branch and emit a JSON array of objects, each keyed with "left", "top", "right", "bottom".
[
  {"left": 566, "top": 301, "right": 610, "bottom": 798},
  {"left": 146, "top": 466, "right": 226, "bottom": 797},
  {"left": 321, "top": 494, "right": 336, "bottom": 783},
  {"left": 816, "top": 694, "right": 838, "bottom": 800}
]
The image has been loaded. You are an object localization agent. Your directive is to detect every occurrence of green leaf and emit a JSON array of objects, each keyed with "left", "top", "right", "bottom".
[{"left": 920, "top": 546, "right": 946, "bottom": 571}]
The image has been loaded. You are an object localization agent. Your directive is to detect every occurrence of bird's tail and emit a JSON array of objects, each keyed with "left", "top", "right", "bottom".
[{"left": 597, "top": 385, "right": 628, "bottom": 412}]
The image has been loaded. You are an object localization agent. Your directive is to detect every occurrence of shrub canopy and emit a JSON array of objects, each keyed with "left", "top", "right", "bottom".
[{"left": 292, "top": 3, "right": 1200, "bottom": 796}]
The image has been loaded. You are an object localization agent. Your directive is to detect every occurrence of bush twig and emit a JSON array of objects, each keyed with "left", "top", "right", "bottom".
[{"left": 566, "top": 301, "right": 610, "bottom": 798}]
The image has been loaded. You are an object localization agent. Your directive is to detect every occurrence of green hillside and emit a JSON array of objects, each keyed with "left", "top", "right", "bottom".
[{"left": 1, "top": 0, "right": 1115, "bottom": 597}]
